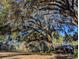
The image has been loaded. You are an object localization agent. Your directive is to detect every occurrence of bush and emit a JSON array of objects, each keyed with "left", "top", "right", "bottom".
[{"left": 27, "top": 40, "right": 54, "bottom": 53}]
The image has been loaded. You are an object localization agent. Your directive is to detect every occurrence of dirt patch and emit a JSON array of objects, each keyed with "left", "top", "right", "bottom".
[{"left": 0, "top": 52, "right": 74, "bottom": 59}]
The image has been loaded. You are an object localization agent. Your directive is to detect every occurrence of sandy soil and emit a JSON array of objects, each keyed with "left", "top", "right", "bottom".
[{"left": 0, "top": 52, "right": 74, "bottom": 59}]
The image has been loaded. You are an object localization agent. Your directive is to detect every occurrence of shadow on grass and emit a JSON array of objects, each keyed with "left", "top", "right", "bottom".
[{"left": 55, "top": 55, "right": 74, "bottom": 59}]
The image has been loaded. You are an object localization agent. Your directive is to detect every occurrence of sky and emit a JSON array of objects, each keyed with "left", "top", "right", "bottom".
[{"left": 60, "top": 26, "right": 78, "bottom": 36}]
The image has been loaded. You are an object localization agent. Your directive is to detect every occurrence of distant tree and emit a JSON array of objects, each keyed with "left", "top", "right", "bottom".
[{"left": 73, "top": 32, "right": 78, "bottom": 41}]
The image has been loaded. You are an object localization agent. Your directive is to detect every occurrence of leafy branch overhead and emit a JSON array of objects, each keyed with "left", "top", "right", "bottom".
[{"left": 0, "top": 0, "right": 78, "bottom": 41}]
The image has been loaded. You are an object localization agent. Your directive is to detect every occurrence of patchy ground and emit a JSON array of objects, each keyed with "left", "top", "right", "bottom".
[{"left": 0, "top": 52, "right": 74, "bottom": 59}]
